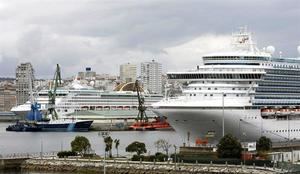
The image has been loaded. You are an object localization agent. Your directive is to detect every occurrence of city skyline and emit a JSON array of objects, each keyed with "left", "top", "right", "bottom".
[{"left": 0, "top": 0, "right": 299, "bottom": 78}]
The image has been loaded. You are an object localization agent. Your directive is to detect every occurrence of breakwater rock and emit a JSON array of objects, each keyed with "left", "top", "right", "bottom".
[{"left": 21, "top": 158, "right": 281, "bottom": 174}]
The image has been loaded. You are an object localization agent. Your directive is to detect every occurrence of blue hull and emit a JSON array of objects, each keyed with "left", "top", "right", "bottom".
[
  {"left": 6, "top": 120, "right": 93, "bottom": 132},
  {"left": 36, "top": 120, "right": 93, "bottom": 132}
]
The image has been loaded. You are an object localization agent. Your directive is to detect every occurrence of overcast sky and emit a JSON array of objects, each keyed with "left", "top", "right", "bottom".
[{"left": 0, "top": 0, "right": 299, "bottom": 78}]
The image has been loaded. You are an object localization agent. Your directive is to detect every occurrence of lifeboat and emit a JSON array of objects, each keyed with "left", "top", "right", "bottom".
[
  {"left": 96, "top": 106, "right": 103, "bottom": 110},
  {"left": 261, "top": 108, "right": 276, "bottom": 116},
  {"left": 103, "top": 106, "right": 110, "bottom": 110},
  {"left": 124, "top": 106, "right": 130, "bottom": 110},
  {"left": 292, "top": 108, "right": 300, "bottom": 115},
  {"left": 278, "top": 108, "right": 290, "bottom": 115},
  {"left": 117, "top": 106, "right": 123, "bottom": 110}
]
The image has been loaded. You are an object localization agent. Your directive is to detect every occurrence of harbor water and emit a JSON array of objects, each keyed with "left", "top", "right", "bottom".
[
  {"left": 0, "top": 122, "right": 183, "bottom": 173},
  {"left": 0, "top": 123, "right": 182, "bottom": 156}
]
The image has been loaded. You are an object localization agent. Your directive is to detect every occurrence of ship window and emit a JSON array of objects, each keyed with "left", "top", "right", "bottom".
[
  {"left": 208, "top": 88, "right": 211, "bottom": 90},
  {"left": 194, "top": 88, "right": 197, "bottom": 90},
  {"left": 204, "top": 94, "right": 207, "bottom": 96},
  {"left": 215, "top": 88, "right": 217, "bottom": 90},
  {"left": 223, "top": 94, "right": 226, "bottom": 97},
  {"left": 194, "top": 94, "right": 196, "bottom": 96},
  {"left": 232, "top": 88, "right": 235, "bottom": 90},
  {"left": 210, "top": 94, "right": 213, "bottom": 96},
  {"left": 190, "top": 94, "right": 192, "bottom": 96},
  {"left": 236, "top": 94, "right": 239, "bottom": 97}
]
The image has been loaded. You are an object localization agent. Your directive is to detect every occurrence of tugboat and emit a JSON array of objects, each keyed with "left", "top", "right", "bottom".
[
  {"left": 6, "top": 64, "right": 93, "bottom": 132},
  {"left": 129, "top": 80, "right": 172, "bottom": 131}
]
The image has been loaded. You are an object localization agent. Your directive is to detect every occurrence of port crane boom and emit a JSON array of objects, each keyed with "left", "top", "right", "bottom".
[
  {"left": 135, "top": 80, "right": 148, "bottom": 123},
  {"left": 48, "top": 64, "right": 62, "bottom": 120}
]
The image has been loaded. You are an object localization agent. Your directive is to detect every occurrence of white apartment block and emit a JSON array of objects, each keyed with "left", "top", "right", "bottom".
[
  {"left": 141, "top": 60, "right": 162, "bottom": 94},
  {"left": 120, "top": 63, "right": 137, "bottom": 83},
  {"left": 16, "top": 62, "right": 34, "bottom": 105}
]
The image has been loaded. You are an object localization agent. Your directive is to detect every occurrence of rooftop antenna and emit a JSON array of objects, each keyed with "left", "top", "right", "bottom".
[
  {"left": 232, "top": 26, "right": 259, "bottom": 53},
  {"left": 279, "top": 51, "right": 282, "bottom": 58}
]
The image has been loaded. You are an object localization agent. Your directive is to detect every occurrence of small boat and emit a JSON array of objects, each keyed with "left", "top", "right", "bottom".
[
  {"left": 6, "top": 121, "right": 42, "bottom": 132},
  {"left": 129, "top": 117, "right": 172, "bottom": 131},
  {"left": 261, "top": 108, "right": 276, "bottom": 116}
]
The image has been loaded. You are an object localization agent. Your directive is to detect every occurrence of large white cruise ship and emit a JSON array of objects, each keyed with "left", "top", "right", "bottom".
[
  {"left": 153, "top": 27, "right": 300, "bottom": 143},
  {"left": 11, "top": 80, "right": 163, "bottom": 120}
]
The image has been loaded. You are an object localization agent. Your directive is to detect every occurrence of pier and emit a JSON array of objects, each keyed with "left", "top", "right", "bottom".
[{"left": 20, "top": 157, "right": 283, "bottom": 174}]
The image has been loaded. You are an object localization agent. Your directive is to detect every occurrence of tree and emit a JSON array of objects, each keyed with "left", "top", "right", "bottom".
[
  {"left": 217, "top": 134, "right": 242, "bottom": 158},
  {"left": 114, "top": 139, "right": 120, "bottom": 157},
  {"left": 126, "top": 141, "right": 147, "bottom": 156},
  {"left": 154, "top": 139, "right": 172, "bottom": 156},
  {"left": 256, "top": 136, "right": 272, "bottom": 152},
  {"left": 71, "top": 136, "right": 91, "bottom": 156},
  {"left": 104, "top": 136, "right": 113, "bottom": 158}
]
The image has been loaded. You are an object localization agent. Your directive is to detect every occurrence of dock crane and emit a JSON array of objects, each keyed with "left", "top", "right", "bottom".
[
  {"left": 48, "top": 64, "right": 62, "bottom": 120},
  {"left": 129, "top": 80, "right": 171, "bottom": 130},
  {"left": 135, "top": 80, "right": 148, "bottom": 124}
]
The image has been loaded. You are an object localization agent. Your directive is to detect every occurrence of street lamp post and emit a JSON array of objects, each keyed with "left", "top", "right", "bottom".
[
  {"left": 173, "top": 145, "right": 177, "bottom": 170},
  {"left": 40, "top": 140, "right": 43, "bottom": 159},
  {"left": 242, "top": 132, "right": 246, "bottom": 167},
  {"left": 98, "top": 131, "right": 110, "bottom": 174},
  {"left": 222, "top": 92, "right": 225, "bottom": 137}
]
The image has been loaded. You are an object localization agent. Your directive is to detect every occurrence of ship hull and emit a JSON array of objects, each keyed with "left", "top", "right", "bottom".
[
  {"left": 153, "top": 107, "right": 298, "bottom": 144},
  {"left": 36, "top": 120, "right": 93, "bottom": 132},
  {"left": 6, "top": 120, "right": 93, "bottom": 132}
]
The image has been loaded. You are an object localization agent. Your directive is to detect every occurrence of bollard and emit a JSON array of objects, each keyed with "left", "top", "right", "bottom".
[
  {"left": 196, "top": 160, "right": 198, "bottom": 164},
  {"left": 253, "top": 163, "right": 255, "bottom": 169},
  {"left": 225, "top": 161, "right": 228, "bottom": 167},
  {"left": 241, "top": 162, "right": 243, "bottom": 168},
  {"left": 140, "top": 158, "right": 142, "bottom": 164},
  {"left": 264, "top": 163, "right": 266, "bottom": 169}
]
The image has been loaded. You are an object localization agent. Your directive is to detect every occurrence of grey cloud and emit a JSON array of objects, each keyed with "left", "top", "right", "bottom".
[{"left": 0, "top": 0, "right": 299, "bottom": 78}]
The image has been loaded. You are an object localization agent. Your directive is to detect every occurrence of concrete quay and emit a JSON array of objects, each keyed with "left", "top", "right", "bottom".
[{"left": 21, "top": 158, "right": 284, "bottom": 174}]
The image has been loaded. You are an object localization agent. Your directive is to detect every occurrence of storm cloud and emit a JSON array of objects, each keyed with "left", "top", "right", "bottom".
[{"left": 0, "top": 0, "right": 299, "bottom": 78}]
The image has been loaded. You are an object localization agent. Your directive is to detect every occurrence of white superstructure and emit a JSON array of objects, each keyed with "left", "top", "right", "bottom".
[
  {"left": 11, "top": 80, "right": 163, "bottom": 120},
  {"left": 153, "top": 27, "right": 300, "bottom": 143}
]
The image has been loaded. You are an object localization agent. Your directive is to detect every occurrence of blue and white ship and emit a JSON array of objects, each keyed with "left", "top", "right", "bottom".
[{"left": 153, "top": 27, "right": 300, "bottom": 143}]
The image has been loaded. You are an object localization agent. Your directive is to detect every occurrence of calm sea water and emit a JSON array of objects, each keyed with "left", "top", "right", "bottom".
[
  {"left": 0, "top": 122, "right": 183, "bottom": 173},
  {"left": 0, "top": 123, "right": 183, "bottom": 156}
]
